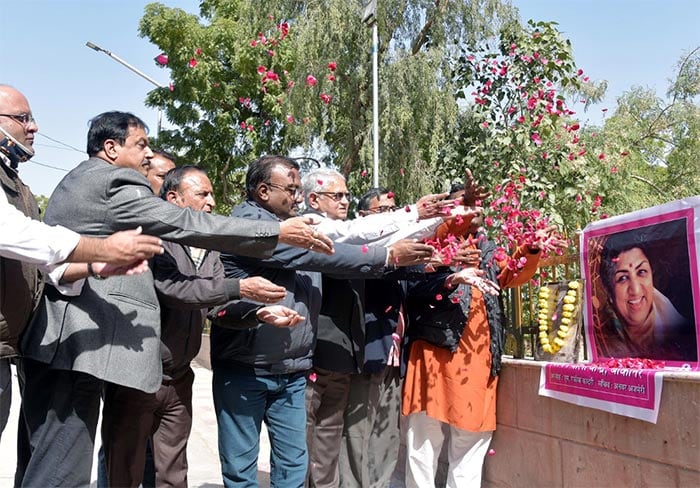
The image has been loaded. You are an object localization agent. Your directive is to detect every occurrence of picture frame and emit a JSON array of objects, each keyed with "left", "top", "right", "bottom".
[{"left": 580, "top": 197, "right": 700, "bottom": 369}]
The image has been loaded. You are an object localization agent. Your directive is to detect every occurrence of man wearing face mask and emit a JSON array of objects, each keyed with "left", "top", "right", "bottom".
[{"left": 0, "top": 86, "right": 163, "bottom": 442}]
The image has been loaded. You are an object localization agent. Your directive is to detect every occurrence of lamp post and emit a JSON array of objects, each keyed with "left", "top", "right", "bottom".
[
  {"left": 85, "top": 41, "right": 164, "bottom": 135},
  {"left": 362, "top": 1, "right": 379, "bottom": 188}
]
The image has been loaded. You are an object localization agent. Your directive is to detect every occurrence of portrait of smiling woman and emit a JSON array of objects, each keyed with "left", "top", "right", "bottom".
[{"left": 593, "top": 221, "right": 698, "bottom": 362}]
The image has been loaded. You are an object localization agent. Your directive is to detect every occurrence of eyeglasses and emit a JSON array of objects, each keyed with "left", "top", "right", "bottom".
[
  {"left": 366, "top": 205, "right": 397, "bottom": 214},
  {"left": 0, "top": 113, "right": 36, "bottom": 128},
  {"left": 266, "top": 182, "right": 303, "bottom": 200},
  {"left": 316, "top": 191, "right": 352, "bottom": 202}
]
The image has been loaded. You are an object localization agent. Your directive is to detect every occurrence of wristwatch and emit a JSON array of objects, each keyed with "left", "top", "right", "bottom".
[{"left": 87, "top": 263, "right": 107, "bottom": 280}]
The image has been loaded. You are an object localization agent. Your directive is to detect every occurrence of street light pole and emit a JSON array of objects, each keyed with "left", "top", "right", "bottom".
[
  {"left": 371, "top": 22, "right": 379, "bottom": 189},
  {"left": 362, "top": 1, "right": 379, "bottom": 188},
  {"left": 85, "top": 41, "right": 164, "bottom": 135}
]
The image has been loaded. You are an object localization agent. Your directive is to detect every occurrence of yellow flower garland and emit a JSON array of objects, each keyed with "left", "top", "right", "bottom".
[{"left": 537, "top": 280, "right": 580, "bottom": 354}]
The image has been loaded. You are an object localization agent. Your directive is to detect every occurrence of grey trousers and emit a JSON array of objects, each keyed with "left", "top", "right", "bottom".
[
  {"left": 339, "top": 366, "right": 402, "bottom": 488},
  {"left": 306, "top": 368, "right": 352, "bottom": 488}
]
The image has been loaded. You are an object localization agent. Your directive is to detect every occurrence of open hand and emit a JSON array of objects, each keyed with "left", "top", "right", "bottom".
[
  {"left": 91, "top": 259, "right": 150, "bottom": 277},
  {"left": 257, "top": 305, "right": 305, "bottom": 327},
  {"left": 240, "top": 276, "right": 287, "bottom": 303},
  {"left": 446, "top": 267, "right": 500, "bottom": 296},
  {"left": 415, "top": 193, "right": 451, "bottom": 220},
  {"left": 100, "top": 227, "right": 163, "bottom": 265},
  {"left": 279, "top": 216, "right": 334, "bottom": 255},
  {"left": 387, "top": 239, "right": 436, "bottom": 267}
]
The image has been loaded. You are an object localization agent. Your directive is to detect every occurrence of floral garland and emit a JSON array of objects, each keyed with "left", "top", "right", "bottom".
[{"left": 537, "top": 280, "right": 580, "bottom": 354}]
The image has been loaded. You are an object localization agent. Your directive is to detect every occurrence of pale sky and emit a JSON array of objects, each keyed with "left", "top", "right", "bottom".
[{"left": 2, "top": 0, "right": 698, "bottom": 197}]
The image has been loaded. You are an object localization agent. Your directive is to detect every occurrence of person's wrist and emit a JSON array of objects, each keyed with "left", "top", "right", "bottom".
[{"left": 88, "top": 263, "right": 107, "bottom": 280}]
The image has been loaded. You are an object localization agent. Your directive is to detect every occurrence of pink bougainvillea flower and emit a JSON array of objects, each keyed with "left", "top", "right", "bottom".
[
  {"left": 317, "top": 179, "right": 324, "bottom": 185},
  {"left": 267, "top": 50, "right": 275, "bottom": 57},
  {"left": 387, "top": 191, "right": 395, "bottom": 199},
  {"left": 154, "top": 53, "right": 169, "bottom": 66},
  {"left": 361, "top": 245, "right": 369, "bottom": 253},
  {"left": 404, "top": 205, "right": 411, "bottom": 212},
  {"left": 575, "top": 194, "right": 582, "bottom": 203},
  {"left": 361, "top": 169, "right": 368, "bottom": 177},
  {"left": 264, "top": 119, "right": 271, "bottom": 126},
  {"left": 309, "top": 372, "right": 317, "bottom": 382},
  {"left": 319, "top": 93, "right": 332, "bottom": 104},
  {"left": 577, "top": 68, "right": 584, "bottom": 76},
  {"left": 250, "top": 40, "right": 258, "bottom": 47},
  {"left": 610, "top": 166, "right": 618, "bottom": 174},
  {"left": 257, "top": 66, "right": 267, "bottom": 75},
  {"left": 583, "top": 76, "right": 590, "bottom": 82},
  {"left": 195, "top": 47, "right": 202, "bottom": 56},
  {"left": 188, "top": 58, "right": 198, "bottom": 68},
  {"left": 327, "top": 74, "right": 335, "bottom": 82},
  {"left": 286, "top": 115, "right": 294, "bottom": 123},
  {"left": 531, "top": 133, "right": 542, "bottom": 146},
  {"left": 168, "top": 83, "right": 175, "bottom": 92},
  {"left": 240, "top": 122, "right": 247, "bottom": 129},
  {"left": 620, "top": 151, "right": 630, "bottom": 157},
  {"left": 306, "top": 75, "right": 318, "bottom": 87},
  {"left": 435, "top": 294, "right": 443, "bottom": 301},
  {"left": 598, "top": 153, "right": 606, "bottom": 160},
  {"left": 481, "top": 121, "right": 488, "bottom": 128},
  {"left": 328, "top": 61, "right": 337, "bottom": 71}
]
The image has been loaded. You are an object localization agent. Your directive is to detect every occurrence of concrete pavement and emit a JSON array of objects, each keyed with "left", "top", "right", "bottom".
[{"left": 0, "top": 363, "right": 272, "bottom": 487}]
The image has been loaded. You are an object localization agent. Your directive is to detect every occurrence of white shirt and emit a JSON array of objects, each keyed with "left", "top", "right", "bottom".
[
  {"left": 0, "top": 188, "right": 80, "bottom": 266},
  {"left": 310, "top": 204, "right": 445, "bottom": 247},
  {"left": 0, "top": 166, "right": 82, "bottom": 293}
]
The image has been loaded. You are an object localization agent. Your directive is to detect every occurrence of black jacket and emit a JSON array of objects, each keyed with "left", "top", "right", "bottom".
[{"left": 211, "top": 201, "right": 388, "bottom": 375}]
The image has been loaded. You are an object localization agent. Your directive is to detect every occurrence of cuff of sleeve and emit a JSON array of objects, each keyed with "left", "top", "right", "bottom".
[
  {"left": 224, "top": 278, "right": 241, "bottom": 300},
  {"left": 46, "top": 263, "right": 85, "bottom": 296}
]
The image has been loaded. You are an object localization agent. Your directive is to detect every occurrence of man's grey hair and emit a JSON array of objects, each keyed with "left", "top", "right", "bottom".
[{"left": 301, "top": 168, "right": 345, "bottom": 205}]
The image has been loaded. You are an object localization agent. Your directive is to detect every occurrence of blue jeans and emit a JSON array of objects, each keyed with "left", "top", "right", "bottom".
[{"left": 213, "top": 365, "right": 308, "bottom": 488}]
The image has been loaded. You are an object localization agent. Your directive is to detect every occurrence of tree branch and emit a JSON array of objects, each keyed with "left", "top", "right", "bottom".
[{"left": 630, "top": 174, "right": 664, "bottom": 195}]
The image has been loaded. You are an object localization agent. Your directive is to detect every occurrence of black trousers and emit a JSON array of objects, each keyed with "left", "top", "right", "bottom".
[{"left": 17, "top": 358, "right": 102, "bottom": 488}]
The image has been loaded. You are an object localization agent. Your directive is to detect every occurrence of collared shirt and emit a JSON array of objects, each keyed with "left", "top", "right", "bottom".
[
  {"left": 189, "top": 246, "right": 206, "bottom": 269},
  {"left": 309, "top": 204, "right": 444, "bottom": 247},
  {"left": 0, "top": 170, "right": 80, "bottom": 266}
]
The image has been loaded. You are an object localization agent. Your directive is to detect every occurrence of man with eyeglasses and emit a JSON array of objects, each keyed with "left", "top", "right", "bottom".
[
  {"left": 15, "top": 112, "right": 334, "bottom": 487},
  {"left": 299, "top": 170, "right": 481, "bottom": 487},
  {"left": 339, "top": 187, "right": 412, "bottom": 488},
  {"left": 0, "top": 86, "right": 164, "bottom": 443},
  {"left": 208, "top": 155, "right": 437, "bottom": 488}
]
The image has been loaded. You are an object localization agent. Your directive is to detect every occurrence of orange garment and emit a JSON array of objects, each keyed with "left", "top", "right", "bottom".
[
  {"left": 402, "top": 286, "right": 497, "bottom": 431},
  {"left": 401, "top": 242, "right": 539, "bottom": 432}
]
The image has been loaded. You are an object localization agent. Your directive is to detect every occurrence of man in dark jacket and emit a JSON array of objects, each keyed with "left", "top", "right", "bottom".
[
  {"left": 101, "top": 166, "right": 302, "bottom": 488},
  {"left": 17, "top": 112, "right": 332, "bottom": 487},
  {"left": 209, "top": 155, "right": 434, "bottom": 488}
]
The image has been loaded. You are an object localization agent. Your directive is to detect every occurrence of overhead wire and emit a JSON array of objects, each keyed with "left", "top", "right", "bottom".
[{"left": 26, "top": 132, "right": 85, "bottom": 172}]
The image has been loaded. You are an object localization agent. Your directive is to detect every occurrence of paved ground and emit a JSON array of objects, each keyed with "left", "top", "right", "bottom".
[{"left": 0, "top": 363, "right": 272, "bottom": 487}]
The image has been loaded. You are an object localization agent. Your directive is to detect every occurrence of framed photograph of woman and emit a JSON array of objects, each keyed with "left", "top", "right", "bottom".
[{"left": 581, "top": 197, "right": 700, "bottom": 369}]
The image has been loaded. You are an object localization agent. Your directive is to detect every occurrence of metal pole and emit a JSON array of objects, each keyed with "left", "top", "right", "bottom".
[
  {"left": 86, "top": 41, "right": 164, "bottom": 135},
  {"left": 371, "top": 23, "right": 379, "bottom": 188}
]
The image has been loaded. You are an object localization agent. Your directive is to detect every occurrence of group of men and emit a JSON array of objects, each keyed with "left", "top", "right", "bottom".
[{"left": 1, "top": 82, "right": 516, "bottom": 488}]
